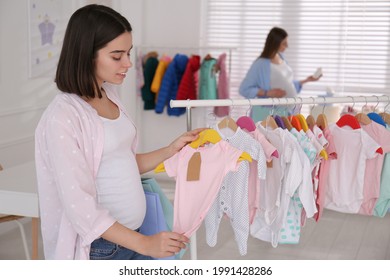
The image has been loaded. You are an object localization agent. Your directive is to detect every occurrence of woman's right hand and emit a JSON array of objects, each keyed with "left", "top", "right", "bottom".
[
  {"left": 142, "top": 231, "right": 189, "bottom": 258},
  {"left": 267, "top": 88, "right": 286, "bottom": 98}
]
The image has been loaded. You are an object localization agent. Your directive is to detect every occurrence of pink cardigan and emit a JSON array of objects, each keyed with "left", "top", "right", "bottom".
[
  {"left": 35, "top": 83, "right": 136, "bottom": 259},
  {"left": 214, "top": 53, "right": 230, "bottom": 117}
]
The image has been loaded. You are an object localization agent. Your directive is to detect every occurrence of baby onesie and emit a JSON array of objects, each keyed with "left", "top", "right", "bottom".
[
  {"left": 205, "top": 126, "right": 267, "bottom": 255},
  {"left": 250, "top": 128, "right": 303, "bottom": 247},
  {"left": 247, "top": 129, "right": 278, "bottom": 224},
  {"left": 164, "top": 141, "right": 243, "bottom": 237},
  {"left": 314, "top": 127, "right": 337, "bottom": 222},
  {"left": 374, "top": 125, "right": 390, "bottom": 217},
  {"left": 324, "top": 124, "right": 380, "bottom": 214},
  {"left": 359, "top": 121, "right": 390, "bottom": 215}
]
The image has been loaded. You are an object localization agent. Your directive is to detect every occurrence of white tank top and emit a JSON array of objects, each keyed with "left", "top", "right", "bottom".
[
  {"left": 270, "top": 61, "right": 298, "bottom": 98},
  {"left": 270, "top": 61, "right": 299, "bottom": 114},
  {"left": 96, "top": 110, "right": 146, "bottom": 230}
]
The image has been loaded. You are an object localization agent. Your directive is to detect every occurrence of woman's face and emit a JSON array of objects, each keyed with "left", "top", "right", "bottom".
[
  {"left": 278, "top": 37, "right": 288, "bottom": 53},
  {"left": 95, "top": 31, "right": 133, "bottom": 88}
]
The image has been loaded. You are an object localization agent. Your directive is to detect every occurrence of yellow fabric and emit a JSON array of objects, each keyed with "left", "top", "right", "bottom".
[
  {"left": 189, "top": 129, "right": 222, "bottom": 148},
  {"left": 151, "top": 59, "right": 171, "bottom": 94}
]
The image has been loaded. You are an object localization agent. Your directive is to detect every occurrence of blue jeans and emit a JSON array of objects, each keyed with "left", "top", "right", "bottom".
[{"left": 90, "top": 236, "right": 153, "bottom": 260}]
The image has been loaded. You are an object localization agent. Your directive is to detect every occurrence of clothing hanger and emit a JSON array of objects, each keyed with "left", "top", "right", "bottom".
[
  {"left": 274, "top": 115, "right": 286, "bottom": 129},
  {"left": 297, "top": 114, "right": 309, "bottom": 132},
  {"left": 368, "top": 112, "right": 386, "bottom": 127},
  {"left": 236, "top": 99, "right": 256, "bottom": 132},
  {"left": 379, "top": 112, "right": 390, "bottom": 125},
  {"left": 189, "top": 128, "right": 222, "bottom": 148},
  {"left": 337, "top": 114, "right": 361, "bottom": 129},
  {"left": 355, "top": 96, "right": 372, "bottom": 125},
  {"left": 367, "top": 96, "right": 386, "bottom": 127},
  {"left": 306, "top": 97, "right": 316, "bottom": 130},
  {"left": 218, "top": 116, "right": 238, "bottom": 131},
  {"left": 379, "top": 96, "right": 390, "bottom": 125},
  {"left": 316, "top": 96, "right": 328, "bottom": 130},
  {"left": 289, "top": 115, "right": 302, "bottom": 131},
  {"left": 281, "top": 116, "right": 293, "bottom": 130},
  {"left": 272, "top": 99, "right": 286, "bottom": 129},
  {"left": 336, "top": 96, "right": 361, "bottom": 129},
  {"left": 154, "top": 128, "right": 253, "bottom": 173},
  {"left": 154, "top": 128, "right": 221, "bottom": 173},
  {"left": 287, "top": 97, "right": 302, "bottom": 131},
  {"left": 261, "top": 116, "right": 278, "bottom": 129},
  {"left": 260, "top": 98, "right": 278, "bottom": 129},
  {"left": 306, "top": 115, "right": 316, "bottom": 130},
  {"left": 218, "top": 99, "right": 238, "bottom": 132},
  {"left": 281, "top": 99, "right": 293, "bottom": 130}
]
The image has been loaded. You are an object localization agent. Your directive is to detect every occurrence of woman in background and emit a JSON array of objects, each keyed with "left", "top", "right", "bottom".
[{"left": 239, "top": 27, "right": 322, "bottom": 121}]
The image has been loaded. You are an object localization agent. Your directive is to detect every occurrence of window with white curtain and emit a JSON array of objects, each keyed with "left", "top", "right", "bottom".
[{"left": 201, "top": 0, "right": 390, "bottom": 98}]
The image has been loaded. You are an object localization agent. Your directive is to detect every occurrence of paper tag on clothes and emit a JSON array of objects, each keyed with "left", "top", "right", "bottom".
[
  {"left": 266, "top": 160, "right": 273, "bottom": 168},
  {"left": 187, "top": 152, "right": 201, "bottom": 181}
]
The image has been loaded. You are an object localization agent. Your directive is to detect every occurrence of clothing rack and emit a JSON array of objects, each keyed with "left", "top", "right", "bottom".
[
  {"left": 170, "top": 94, "right": 390, "bottom": 260},
  {"left": 135, "top": 45, "right": 237, "bottom": 76}
]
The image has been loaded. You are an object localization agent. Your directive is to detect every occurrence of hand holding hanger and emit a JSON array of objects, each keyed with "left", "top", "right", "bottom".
[{"left": 154, "top": 129, "right": 252, "bottom": 173}]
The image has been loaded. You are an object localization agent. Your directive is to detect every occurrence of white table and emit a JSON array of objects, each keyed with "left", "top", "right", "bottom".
[{"left": 0, "top": 161, "right": 39, "bottom": 259}]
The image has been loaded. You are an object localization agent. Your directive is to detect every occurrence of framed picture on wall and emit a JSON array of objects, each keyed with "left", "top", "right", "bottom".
[{"left": 27, "top": 0, "right": 68, "bottom": 78}]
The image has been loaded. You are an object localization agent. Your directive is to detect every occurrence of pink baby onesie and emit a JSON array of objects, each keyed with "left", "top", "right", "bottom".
[
  {"left": 359, "top": 121, "right": 390, "bottom": 215},
  {"left": 163, "top": 141, "right": 243, "bottom": 237},
  {"left": 247, "top": 129, "right": 278, "bottom": 224},
  {"left": 324, "top": 124, "right": 380, "bottom": 214},
  {"left": 314, "top": 127, "right": 337, "bottom": 222}
]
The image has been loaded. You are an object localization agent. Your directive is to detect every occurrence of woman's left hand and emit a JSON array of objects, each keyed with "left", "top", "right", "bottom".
[
  {"left": 306, "top": 74, "right": 322, "bottom": 82},
  {"left": 168, "top": 127, "right": 206, "bottom": 155}
]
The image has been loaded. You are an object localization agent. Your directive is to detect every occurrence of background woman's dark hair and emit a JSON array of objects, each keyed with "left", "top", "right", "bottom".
[
  {"left": 260, "top": 27, "right": 288, "bottom": 59},
  {"left": 55, "top": 4, "right": 132, "bottom": 98}
]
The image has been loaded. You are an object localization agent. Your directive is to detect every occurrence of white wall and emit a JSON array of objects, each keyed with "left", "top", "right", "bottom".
[
  {"left": 0, "top": 0, "right": 79, "bottom": 168},
  {"left": 0, "top": 0, "right": 203, "bottom": 168},
  {"left": 117, "top": 0, "right": 203, "bottom": 153}
]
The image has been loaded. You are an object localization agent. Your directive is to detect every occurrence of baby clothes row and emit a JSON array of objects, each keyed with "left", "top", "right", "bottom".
[
  {"left": 159, "top": 111, "right": 390, "bottom": 255},
  {"left": 250, "top": 123, "right": 320, "bottom": 248},
  {"left": 322, "top": 120, "right": 390, "bottom": 216}
]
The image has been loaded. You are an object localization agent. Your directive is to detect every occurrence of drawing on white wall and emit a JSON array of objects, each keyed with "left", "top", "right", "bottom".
[{"left": 28, "top": 0, "right": 67, "bottom": 78}]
